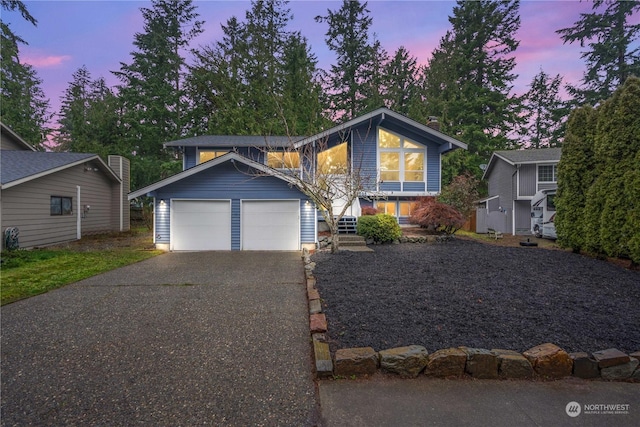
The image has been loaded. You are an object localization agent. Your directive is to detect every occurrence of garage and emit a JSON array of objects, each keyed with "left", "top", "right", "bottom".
[
  {"left": 242, "top": 200, "right": 300, "bottom": 250},
  {"left": 171, "top": 200, "right": 231, "bottom": 251}
]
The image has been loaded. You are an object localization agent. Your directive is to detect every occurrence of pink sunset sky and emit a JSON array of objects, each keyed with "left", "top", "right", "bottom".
[{"left": 5, "top": 1, "right": 639, "bottom": 123}]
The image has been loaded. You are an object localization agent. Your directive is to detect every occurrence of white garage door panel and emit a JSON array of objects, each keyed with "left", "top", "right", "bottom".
[
  {"left": 242, "top": 200, "right": 299, "bottom": 250},
  {"left": 172, "top": 200, "right": 231, "bottom": 250}
]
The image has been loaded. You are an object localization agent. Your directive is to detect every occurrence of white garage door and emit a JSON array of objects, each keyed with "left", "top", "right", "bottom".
[
  {"left": 242, "top": 200, "right": 299, "bottom": 250},
  {"left": 171, "top": 200, "right": 231, "bottom": 250}
]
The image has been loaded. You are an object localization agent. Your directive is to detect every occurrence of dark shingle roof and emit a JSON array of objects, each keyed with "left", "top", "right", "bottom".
[
  {"left": 494, "top": 147, "right": 562, "bottom": 164},
  {"left": 164, "top": 135, "right": 305, "bottom": 148},
  {"left": 1, "top": 151, "right": 96, "bottom": 185}
]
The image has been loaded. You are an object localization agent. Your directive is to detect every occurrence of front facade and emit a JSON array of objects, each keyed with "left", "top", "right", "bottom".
[
  {"left": 478, "top": 148, "right": 562, "bottom": 235},
  {"left": 129, "top": 108, "right": 467, "bottom": 251},
  {"left": 1, "top": 123, "right": 130, "bottom": 249}
]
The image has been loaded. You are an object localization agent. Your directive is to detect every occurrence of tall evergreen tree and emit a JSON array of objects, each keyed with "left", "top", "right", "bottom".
[
  {"left": 557, "top": 0, "right": 640, "bottom": 106},
  {"left": 360, "top": 36, "right": 388, "bottom": 112},
  {"left": 113, "top": 0, "right": 203, "bottom": 188},
  {"left": 384, "top": 46, "right": 419, "bottom": 115},
  {"left": 0, "top": 0, "right": 50, "bottom": 146},
  {"left": 280, "top": 33, "right": 328, "bottom": 136},
  {"left": 520, "top": 69, "right": 568, "bottom": 148},
  {"left": 57, "top": 65, "right": 121, "bottom": 156},
  {"left": 555, "top": 105, "right": 596, "bottom": 252},
  {"left": 423, "top": 0, "right": 522, "bottom": 183},
  {"left": 316, "top": 0, "right": 373, "bottom": 120}
]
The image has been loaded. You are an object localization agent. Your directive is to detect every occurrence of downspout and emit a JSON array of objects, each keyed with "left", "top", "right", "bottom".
[
  {"left": 119, "top": 156, "right": 124, "bottom": 232},
  {"left": 76, "top": 185, "right": 81, "bottom": 240},
  {"left": 512, "top": 165, "right": 519, "bottom": 235}
]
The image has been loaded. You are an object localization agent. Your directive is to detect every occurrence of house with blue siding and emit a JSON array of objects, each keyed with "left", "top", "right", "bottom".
[
  {"left": 478, "top": 147, "right": 562, "bottom": 235},
  {"left": 128, "top": 107, "right": 467, "bottom": 251}
]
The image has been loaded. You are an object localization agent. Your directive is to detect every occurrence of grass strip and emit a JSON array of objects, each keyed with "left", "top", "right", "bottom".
[{"left": 1, "top": 249, "right": 161, "bottom": 305}]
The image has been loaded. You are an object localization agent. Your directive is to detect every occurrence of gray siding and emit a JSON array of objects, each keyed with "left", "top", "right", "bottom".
[
  {"left": 151, "top": 161, "right": 313, "bottom": 249},
  {"left": 1, "top": 162, "right": 119, "bottom": 249},
  {"left": 1, "top": 137, "right": 26, "bottom": 150},
  {"left": 518, "top": 164, "right": 537, "bottom": 197},
  {"left": 487, "top": 159, "right": 516, "bottom": 211}
]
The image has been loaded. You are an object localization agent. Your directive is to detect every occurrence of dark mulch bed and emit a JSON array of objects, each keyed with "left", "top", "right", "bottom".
[{"left": 311, "top": 239, "right": 640, "bottom": 354}]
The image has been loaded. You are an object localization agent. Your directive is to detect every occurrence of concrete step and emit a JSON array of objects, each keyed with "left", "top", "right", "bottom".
[{"left": 337, "top": 234, "right": 366, "bottom": 242}]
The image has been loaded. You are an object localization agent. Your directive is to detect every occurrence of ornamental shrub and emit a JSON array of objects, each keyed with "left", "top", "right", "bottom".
[
  {"left": 360, "top": 206, "right": 379, "bottom": 216},
  {"left": 409, "top": 196, "right": 465, "bottom": 235},
  {"left": 357, "top": 214, "right": 401, "bottom": 243}
]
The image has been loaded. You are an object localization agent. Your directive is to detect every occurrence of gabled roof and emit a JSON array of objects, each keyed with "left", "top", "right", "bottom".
[
  {"left": 1, "top": 151, "right": 121, "bottom": 189},
  {"left": 482, "top": 147, "right": 562, "bottom": 180},
  {"left": 1, "top": 122, "right": 37, "bottom": 151},
  {"left": 294, "top": 107, "right": 468, "bottom": 152},
  {"left": 164, "top": 135, "right": 303, "bottom": 149},
  {"left": 128, "top": 151, "right": 298, "bottom": 200}
]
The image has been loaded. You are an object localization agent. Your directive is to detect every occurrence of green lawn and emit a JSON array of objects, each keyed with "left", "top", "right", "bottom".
[{"left": 1, "top": 232, "right": 161, "bottom": 305}]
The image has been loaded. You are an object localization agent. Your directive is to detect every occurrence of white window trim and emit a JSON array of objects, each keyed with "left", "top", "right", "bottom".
[
  {"left": 537, "top": 163, "right": 558, "bottom": 184},
  {"left": 377, "top": 127, "right": 426, "bottom": 184}
]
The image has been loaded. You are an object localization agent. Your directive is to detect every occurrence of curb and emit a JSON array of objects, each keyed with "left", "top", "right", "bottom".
[{"left": 302, "top": 249, "right": 640, "bottom": 382}]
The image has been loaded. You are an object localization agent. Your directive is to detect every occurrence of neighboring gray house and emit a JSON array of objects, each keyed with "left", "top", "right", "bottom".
[
  {"left": 129, "top": 107, "right": 468, "bottom": 251},
  {"left": 478, "top": 147, "right": 561, "bottom": 235},
  {"left": 1, "top": 122, "right": 130, "bottom": 249}
]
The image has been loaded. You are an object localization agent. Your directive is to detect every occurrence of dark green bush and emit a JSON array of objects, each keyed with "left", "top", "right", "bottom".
[{"left": 357, "top": 214, "right": 402, "bottom": 243}]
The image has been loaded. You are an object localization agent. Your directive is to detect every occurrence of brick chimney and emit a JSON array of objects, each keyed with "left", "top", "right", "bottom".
[{"left": 426, "top": 116, "right": 440, "bottom": 132}]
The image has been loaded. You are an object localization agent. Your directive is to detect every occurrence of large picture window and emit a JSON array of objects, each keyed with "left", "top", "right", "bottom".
[
  {"left": 378, "top": 128, "right": 424, "bottom": 182},
  {"left": 538, "top": 164, "right": 557, "bottom": 182},
  {"left": 318, "top": 142, "right": 348, "bottom": 174},
  {"left": 51, "top": 196, "right": 73, "bottom": 216}
]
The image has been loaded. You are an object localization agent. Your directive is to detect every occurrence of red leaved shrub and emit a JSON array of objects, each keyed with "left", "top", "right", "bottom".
[
  {"left": 409, "top": 196, "right": 465, "bottom": 235},
  {"left": 360, "top": 206, "right": 379, "bottom": 216}
]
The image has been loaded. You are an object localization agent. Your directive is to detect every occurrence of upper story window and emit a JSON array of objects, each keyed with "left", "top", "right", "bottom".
[
  {"left": 51, "top": 196, "right": 73, "bottom": 216},
  {"left": 199, "top": 150, "right": 228, "bottom": 164},
  {"left": 538, "top": 164, "right": 557, "bottom": 182},
  {"left": 267, "top": 151, "right": 300, "bottom": 169},
  {"left": 318, "top": 142, "right": 348, "bottom": 174},
  {"left": 378, "top": 128, "right": 424, "bottom": 182}
]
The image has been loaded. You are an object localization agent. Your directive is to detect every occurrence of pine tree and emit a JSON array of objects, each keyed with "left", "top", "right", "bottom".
[
  {"left": 113, "top": 0, "right": 203, "bottom": 188},
  {"left": 384, "top": 46, "right": 419, "bottom": 115},
  {"left": 520, "top": 69, "right": 568, "bottom": 148},
  {"left": 423, "top": 0, "right": 522, "bottom": 183},
  {"left": 57, "top": 66, "right": 121, "bottom": 156},
  {"left": 280, "top": 33, "right": 328, "bottom": 136},
  {"left": 316, "top": 0, "right": 373, "bottom": 120},
  {"left": 557, "top": 0, "right": 640, "bottom": 106},
  {"left": 0, "top": 0, "right": 50, "bottom": 146}
]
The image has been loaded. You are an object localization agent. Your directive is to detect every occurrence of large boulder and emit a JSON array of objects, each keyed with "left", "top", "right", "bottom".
[
  {"left": 425, "top": 348, "right": 467, "bottom": 378},
  {"left": 523, "top": 343, "right": 572, "bottom": 378},
  {"left": 592, "top": 348, "right": 631, "bottom": 368},
  {"left": 460, "top": 347, "right": 498, "bottom": 379},
  {"left": 493, "top": 349, "right": 534, "bottom": 379},
  {"left": 601, "top": 359, "right": 639, "bottom": 381},
  {"left": 570, "top": 352, "right": 600, "bottom": 379},
  {"left": 379, "top": 345, "right": 429, "bottom": 378},
  {"left": 334, "top": 347, "right": 378, "bottom": 376}
]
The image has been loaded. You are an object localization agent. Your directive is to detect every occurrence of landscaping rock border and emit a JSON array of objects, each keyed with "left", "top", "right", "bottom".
[{"left": 302, "top": 248, "right": 640, "bottom": 382}]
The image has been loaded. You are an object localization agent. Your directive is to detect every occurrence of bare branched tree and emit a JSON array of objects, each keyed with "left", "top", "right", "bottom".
[{"left": 243, "top": 119, "right": 378, "bottom": 253}]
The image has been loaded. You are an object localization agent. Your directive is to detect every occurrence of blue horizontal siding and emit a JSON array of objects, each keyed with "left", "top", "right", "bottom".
[
  {"left": 351, "top": 123, "right": 378, "bottom": 191},
  {"left": 380, "top": 182, "right": 401, "bottom": 192},
  {"left": 153, "top": 160, "right": 314, "bottom": 249},
  {"left": 403, "top": 182, "right": 425, "bottom": 192}
]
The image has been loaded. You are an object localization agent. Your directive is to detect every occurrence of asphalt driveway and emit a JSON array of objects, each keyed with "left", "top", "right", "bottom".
[{"left": 1, "top": 252, "right": 319, "bottom": 426}]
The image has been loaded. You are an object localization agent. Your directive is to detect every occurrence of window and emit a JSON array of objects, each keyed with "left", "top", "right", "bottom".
[
  {"left": 318, "top": 142, "right": 348, "bottom": 174},
  {"left": 378, "top": 128, "right": 424, "bottom": 182},
  {"left": 51, "top": 196, "right": 73, "bottom": 216},
  {"left": 538, "top": 164, "right": 557, "bottom": 182},
  {"left": 267, "top": 151, "right": 300, "bottom": 169},
  {"left": 399, "top": 201, "right": 418, "bottom": 217},
  {"left": 376, "top": 201, "right": 396, "bottom": 216},
  {"left": 199, "top": 150, "right": 228, "bottom": 164}
]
